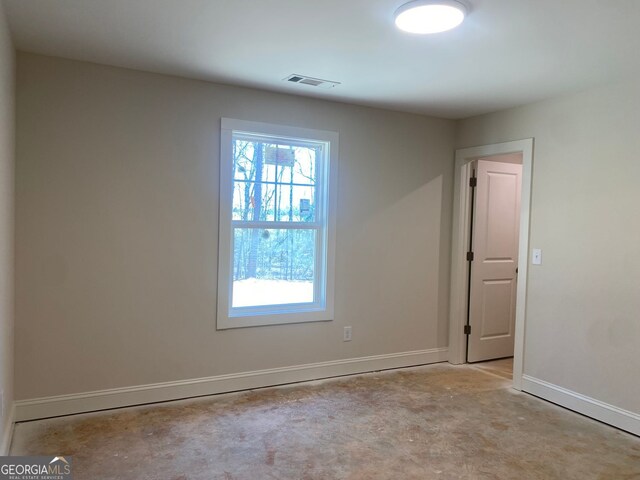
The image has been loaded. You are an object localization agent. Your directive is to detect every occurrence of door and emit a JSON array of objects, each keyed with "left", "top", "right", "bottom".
[{"left": 467, "top": 158, "right": 522, "bottom": 362}]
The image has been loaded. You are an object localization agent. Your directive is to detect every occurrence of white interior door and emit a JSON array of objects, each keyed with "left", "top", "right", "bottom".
[{"left": 467, "top": 158, "right": 522, "bottom": 363}]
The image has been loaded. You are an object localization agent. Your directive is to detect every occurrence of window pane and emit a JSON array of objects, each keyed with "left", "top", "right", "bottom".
[
  {"left": 232, "top": 228, "right": 316, "bottom": 308},
  {"left": 232, "top": 182, "right": 315, "bottom": 222},
  {"left": 277, "top": 184, "right": 316, "bottom": 222},
  {"left": 290, "top": 146, "right": 318, "bottom": 185},
  {"left": 233, "top": 140, "right": 258, "bottom": 181}
]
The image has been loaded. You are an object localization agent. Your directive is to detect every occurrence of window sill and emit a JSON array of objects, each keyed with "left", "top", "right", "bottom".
[{"left": 217, "top": 308, "right": 334, "bottom": 330}]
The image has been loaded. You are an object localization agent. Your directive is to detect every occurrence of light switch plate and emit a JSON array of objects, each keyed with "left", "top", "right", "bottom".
[{"left": 532, "top": 248, "right": 542, "bottom": 265}]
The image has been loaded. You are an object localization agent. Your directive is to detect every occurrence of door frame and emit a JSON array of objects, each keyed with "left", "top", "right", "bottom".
[{"left": 448, "top": 139, "right": 534, "bottom": 390}]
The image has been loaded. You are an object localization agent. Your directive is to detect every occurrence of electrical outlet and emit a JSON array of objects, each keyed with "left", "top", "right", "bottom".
[{"left": 343, "top": 326, "right": 352, "bottom": 342}]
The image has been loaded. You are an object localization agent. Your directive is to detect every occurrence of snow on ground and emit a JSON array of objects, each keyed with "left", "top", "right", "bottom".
[{"left": 232, "top": 278, "right": 314, "bottom": 307}]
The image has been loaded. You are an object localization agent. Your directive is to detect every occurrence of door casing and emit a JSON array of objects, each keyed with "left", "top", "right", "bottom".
[{"left": 448, "top": 139, "right": 534, "bottom": 391}]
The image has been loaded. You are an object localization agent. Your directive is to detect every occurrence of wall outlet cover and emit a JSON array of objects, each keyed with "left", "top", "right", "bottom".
[{"left": 343, "top": 326, "right": 352, "bottom": 342}]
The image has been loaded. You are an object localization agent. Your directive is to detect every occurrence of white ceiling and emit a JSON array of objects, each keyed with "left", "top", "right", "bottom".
[{"left": 3, "top": 0, "right": 640, "bottom": 119}]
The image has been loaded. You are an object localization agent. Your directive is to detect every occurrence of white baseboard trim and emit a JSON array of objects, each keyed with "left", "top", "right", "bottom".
[
  {"left": 522, "top": 375, "right": 640, "bottom": 437},
  {"left": 15, "top": 348, "right": 448, "bottom": 422},
  {"left": 1, "top": 403, "right": 15, "bottom": 455}
]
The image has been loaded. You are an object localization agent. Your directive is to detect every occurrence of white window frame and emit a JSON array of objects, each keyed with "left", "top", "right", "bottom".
[{"left": 217, "top": 118, "right": 338, "bottom": 329}]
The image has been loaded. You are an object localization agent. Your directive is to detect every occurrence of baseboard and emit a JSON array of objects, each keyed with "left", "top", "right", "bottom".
[
  {"left": 1, "top": 403, "right": 15, "bottom": 455},
  {"left": 522, "top": 375, "right": 640, "bottom": 437},
  {"left": 15, "top": 348, "right": 448, "bottom": 422}
]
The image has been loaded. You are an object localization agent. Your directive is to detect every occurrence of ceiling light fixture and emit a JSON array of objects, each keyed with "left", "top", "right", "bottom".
[{"left": 394, "top": 0, "right": 467, "bottom": 34}]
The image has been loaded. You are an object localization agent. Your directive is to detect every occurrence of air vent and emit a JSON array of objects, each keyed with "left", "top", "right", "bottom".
[{"left": 284, "top": 74, "right": 340, "bottom": 90}]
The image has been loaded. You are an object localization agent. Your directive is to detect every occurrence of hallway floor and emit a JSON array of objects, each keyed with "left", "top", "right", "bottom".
[
  {"left": 472, "top": 357, "right": 514, "bottom": 380},
  {"left": 11, "top": 362, "right": 640, "bottom": 479}
]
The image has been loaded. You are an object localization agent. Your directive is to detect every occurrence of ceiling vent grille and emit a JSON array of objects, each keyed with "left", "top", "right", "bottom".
[{"left": 284, "top": 74, "right": 340, "bottom": 89}]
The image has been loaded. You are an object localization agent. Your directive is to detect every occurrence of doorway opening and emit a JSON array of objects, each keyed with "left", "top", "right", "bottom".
[{"left": 448, "top": 139, "right": 534, "bottom": 390}]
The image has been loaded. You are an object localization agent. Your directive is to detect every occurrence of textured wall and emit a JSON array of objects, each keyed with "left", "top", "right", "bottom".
[
  {"left": 15, "top": 53, "right": 455, "bottom": 399},
  {"left": 457, "top": 80, "right": 640, "bottom": 414}
]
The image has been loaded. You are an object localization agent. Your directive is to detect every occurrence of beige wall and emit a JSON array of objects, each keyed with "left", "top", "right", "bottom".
[
  {"left": 457, "top": 80, "right": 640, "bottom": 414},
  {"left": 0, "top": 2, "right": 15, "bottom": 448},
  {"left": 15, "top": 53, "right": 455, "bottom": 400}
]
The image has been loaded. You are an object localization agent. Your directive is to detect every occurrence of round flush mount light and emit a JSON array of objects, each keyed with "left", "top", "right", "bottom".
[{"left": 394, "top": 0, "right": 467, "bottom": 34}]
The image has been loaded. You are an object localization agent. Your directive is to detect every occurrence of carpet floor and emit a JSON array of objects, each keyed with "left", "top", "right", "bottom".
[{"left": 11, "top": 361, "right": 640, "bottom": 479}]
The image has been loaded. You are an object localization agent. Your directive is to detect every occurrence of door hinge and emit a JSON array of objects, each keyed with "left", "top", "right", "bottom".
[
  {"left": 466, "top": 251, "right": 474, "bottom": 262},
  {"left": 464, "top": 325, "right": 471, "bottom": 335},
  {"left": 469, "top": 176, "right": 477, "bottom": 188}
]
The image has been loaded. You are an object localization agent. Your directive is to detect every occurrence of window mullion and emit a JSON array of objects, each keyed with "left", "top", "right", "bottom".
[
  {"left": 232, "top": 220, "right": 322, "bottom": 230},
  {"left": 234, "top": 179, "right": 315, "bottom": 188}
]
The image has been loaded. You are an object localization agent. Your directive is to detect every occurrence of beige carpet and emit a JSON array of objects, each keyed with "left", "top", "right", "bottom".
[{"left": 11, "top": 363, "right": 640, "bottom": 479}]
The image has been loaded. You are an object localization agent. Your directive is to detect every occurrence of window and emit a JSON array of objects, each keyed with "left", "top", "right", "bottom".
[{"left": 217, "top": 118, "right": 338, "bottom": 329}]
